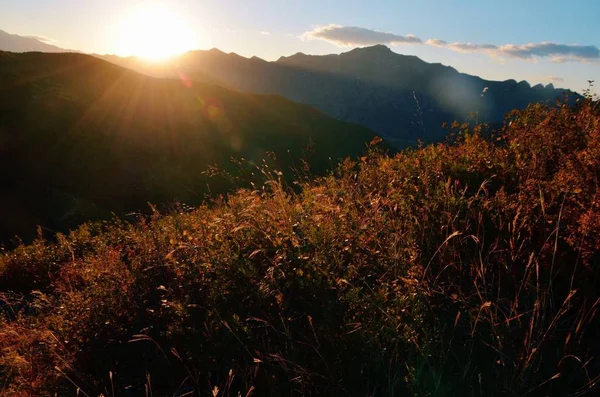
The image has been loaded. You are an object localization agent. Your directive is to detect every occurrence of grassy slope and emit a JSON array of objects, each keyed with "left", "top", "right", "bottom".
[
  {"left": 1, "top": 100, "right": 599, "bottom": 396},
  {"left": 0, "top": 51, "right": 377, "bottom": 242}
]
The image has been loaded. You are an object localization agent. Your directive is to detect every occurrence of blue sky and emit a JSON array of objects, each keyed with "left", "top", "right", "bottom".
[{"left": 1, "top": 0, "right": 598, "bottom": 93}]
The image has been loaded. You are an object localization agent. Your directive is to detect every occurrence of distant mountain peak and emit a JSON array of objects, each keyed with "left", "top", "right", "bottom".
[
  {"left": 341, "top": 45, "right": 426, "bottom": 66},
  {"left": 276, "top": 52, "right": 308, "bottom": 63},
  {"left": 277, "top": 45, "right": 425, "bottom": 70},
  {"left": 351, "top": 44, "right": 393, "bottom": 53},
  {"left": 0, "top": 28, "right": 69, "bottom": 53},
  {"left": 346, "top": 45, "right": 420, "bottom": 59}
]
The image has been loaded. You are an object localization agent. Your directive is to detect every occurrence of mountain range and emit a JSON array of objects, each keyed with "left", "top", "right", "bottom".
[
  {"left": 98, "top": 45, "right": 577, "bottom": 147},
  {"left": 0, "top": 51, "right": 376, "bottom": 242},
  {"left": 0, "top": 29, "right": 577, "bottom": 147}
]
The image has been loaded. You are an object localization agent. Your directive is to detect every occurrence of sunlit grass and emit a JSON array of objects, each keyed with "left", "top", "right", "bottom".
[{"left": 1, "top": 98, "right": 599, "bottom": 396}]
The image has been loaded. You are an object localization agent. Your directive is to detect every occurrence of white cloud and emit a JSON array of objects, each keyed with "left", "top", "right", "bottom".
[
  {"left": 260, "top": 31, "right": 271, "bottom": 35},
  {"left": 24, "top": 34, "right": 62, "bottom": 47},
  {"left": 303, "top": 24, "right": 421, "bottom": 47},
  {"left": 428, "top": 38, "right": 599, "bottom": 63},
  {"left": 426, "top": 39, "right": 497, "bottom": 53},
  {"left": 497, "top": 42, "right": 599, "bottom": 62}
]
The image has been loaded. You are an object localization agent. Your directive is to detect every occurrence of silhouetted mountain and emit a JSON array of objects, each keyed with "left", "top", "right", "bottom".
[
  {"left": 0, "top": 51, "right": 377, "bottom": 242},
  {"left": 0, "top": 29, "right": 69, "bottom": 52},
  {"left": 98, "top": 45, "right": 577, "bottom": 147}
]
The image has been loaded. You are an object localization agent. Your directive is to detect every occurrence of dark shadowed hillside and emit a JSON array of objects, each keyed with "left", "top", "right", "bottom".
[
  {"left": 98, "top": 45, "right": 577, "bottom": 147},
  {"left": 0, "top": 51, "right": 377, "bottom": 242}
]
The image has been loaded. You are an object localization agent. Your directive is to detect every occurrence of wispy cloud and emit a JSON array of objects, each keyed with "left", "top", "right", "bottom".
[
  {"left": 498, "top": 43, "right": 599, "bottom": 62},
  {"left": 303, "top": 25, "right": 599, "bottom": 63},
  {"left": 426, "top": 39, "right": 497, "bottom": 53},
  {"left": 302, "top": 24, "right": 421, "bottom": 47},
  {"left": 429, "top": 39, "right": 600, "bottom": 63},
  {"left": 260, "top": 31, "right": 271, "bottom": 35},
  {"left": 24, "top": 34, "right": 62, "bottom": 47}
]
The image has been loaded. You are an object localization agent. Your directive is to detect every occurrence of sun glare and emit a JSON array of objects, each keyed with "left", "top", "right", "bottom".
[{"left": 118, "top": 3, "right": 195, "bottom": 60}]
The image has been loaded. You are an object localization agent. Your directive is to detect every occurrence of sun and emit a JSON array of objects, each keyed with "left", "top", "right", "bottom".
[{"left": 118, "top": 3, "right": 196, "bottom": 60}]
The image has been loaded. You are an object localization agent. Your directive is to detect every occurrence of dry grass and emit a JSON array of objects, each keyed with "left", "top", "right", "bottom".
[{"left": 1, "top": 99, "right": 599, "bottom": 396}]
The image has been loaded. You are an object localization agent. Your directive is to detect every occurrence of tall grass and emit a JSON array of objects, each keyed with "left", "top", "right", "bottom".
[{"left": 1, "top": 99, "right": 599, "bottom": 396}]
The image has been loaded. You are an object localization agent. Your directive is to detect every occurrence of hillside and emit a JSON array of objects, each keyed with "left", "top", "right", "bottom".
[
  {"left": 1, "top": 99, "right": 598, "bottom": 396},
  {"left": 98, "top": 45, "right": 576, "bottom": 147},
  {"left": 0, "top": 51, "right": 377, "bottom": 242}
]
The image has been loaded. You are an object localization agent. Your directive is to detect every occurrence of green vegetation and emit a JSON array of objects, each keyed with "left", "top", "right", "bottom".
[
  {"left": 0, "top": 51, "right": 376, "bottom": 243},
  {"left": 1, "top": 98, "right": 598, "bottom": 396}
]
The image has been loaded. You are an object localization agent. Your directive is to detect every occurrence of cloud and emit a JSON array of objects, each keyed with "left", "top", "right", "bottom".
[
  {"left": 303, "top": 24, "right": 421, "bottom": 47},
  {"left": 498, "top": 42, "right": 599, "bottom": 61},
  {"left": 303, "top": 24, "right": 599, "bottom": 64},
  {"left": 260, "top": 31, "right": 271, "bottom": 35},
  {"left": 426, "top": 39, "right": 497, "bottom": 53},
  {"left": 428, "top": 38, "right": 599, "bottom": 63},
  {"left": 24, "top": 34, "right": 62, "bottom": 47}
]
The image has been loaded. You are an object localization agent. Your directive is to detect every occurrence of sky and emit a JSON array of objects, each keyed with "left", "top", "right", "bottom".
[{"left": 1, "top": 0, "right": 598, "bottom": 93}]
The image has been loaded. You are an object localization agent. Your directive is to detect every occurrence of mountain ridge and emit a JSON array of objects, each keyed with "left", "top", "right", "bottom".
[
  {"left": 0, "top": 29, "right": 71, "bottom": 53},
  {"left": 96, "top": 45, "right": 576, "bottom": 146}
]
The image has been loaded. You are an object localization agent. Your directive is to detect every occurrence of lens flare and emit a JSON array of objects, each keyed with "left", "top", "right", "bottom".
[
  {"left": 198, "top": 96, "right": 235, "bottom": 138},
  {"left": 178, "top": 70, "right": 193, "bottom": 88}
]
